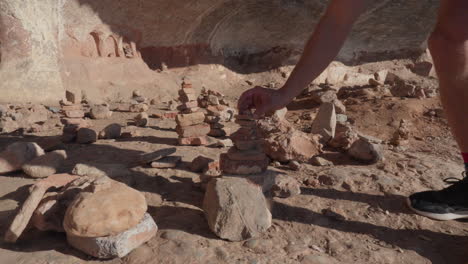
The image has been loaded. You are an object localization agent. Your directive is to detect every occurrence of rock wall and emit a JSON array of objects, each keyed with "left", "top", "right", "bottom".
[{"left": 0, "top": 0, "right": 438, "bottom": 104}]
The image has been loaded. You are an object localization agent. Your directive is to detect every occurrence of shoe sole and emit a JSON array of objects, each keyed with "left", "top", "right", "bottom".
[{"left": 406, "top": 198, "right": 468, "bottom": 221}]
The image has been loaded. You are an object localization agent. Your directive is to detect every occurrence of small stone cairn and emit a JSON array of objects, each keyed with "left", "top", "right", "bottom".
[
  {"left": 220, "top": 110, "right": 269, "bottom": 174},
  {"left": 175, "top": 81, "right": 210, "bottom": 145}
]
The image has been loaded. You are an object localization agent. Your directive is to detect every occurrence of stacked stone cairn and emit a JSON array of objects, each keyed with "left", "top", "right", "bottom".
[
  {"left": 175, "top": 81, "right": 210, "bottom": 145},
  {"left": 60, "top": 91, "right": 89, "bottom": 143},
  {"left": 199, "top": 88, "right": 233, "bottom": 137},
  {"left": 220, "top": 110, "right": 269, "bottom": 174}
]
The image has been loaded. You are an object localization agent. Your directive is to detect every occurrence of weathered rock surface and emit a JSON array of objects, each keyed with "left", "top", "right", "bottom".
[
  {"left": 0, "top": 142, "right": 45, "bottom": 174},
  {"left": 348, "top": 138, "right": 383, "bottom": 163},
  {"left": 22, "top": 150, "right": 67, "bottom": 178},
  {"left": 270, "top": 175, "right": 301, "bottom": 198},
  {"left": 311, "top": 103, "right": 336, "bottom": 143},
  {"left": 203, "top": 177, "right": 272, "bottom": 242},
  {"left": 66, "top": 213, "right": 157, "bottom": 259},
  {"left": 63, "top": 178, "right": 147, "bottom": 237},
  {"left": 76, "top": 128, "right": 98, "bottom": 144}
]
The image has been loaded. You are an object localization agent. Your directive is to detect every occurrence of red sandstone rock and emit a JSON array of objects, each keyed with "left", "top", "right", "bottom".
[
  {"left": 190, "top": 156, "right": 215, "bottom": 172},
  {"left": 176, "top": 123, "right": 210, "bottom": 138},
  {"left": 163, "top": 111, "right": 178, "bottom": 119},
  {"left": 175, "top": 112, "right": 205, "bottom": 127}
]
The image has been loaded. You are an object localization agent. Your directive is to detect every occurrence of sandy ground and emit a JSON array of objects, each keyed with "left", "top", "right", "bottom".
[{"left": 1, "top": 73, "right": 468, "bottom": 264}]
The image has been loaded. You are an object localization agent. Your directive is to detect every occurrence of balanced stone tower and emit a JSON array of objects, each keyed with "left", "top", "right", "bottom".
[
  {"left": 220, "top": 110, "right": 269, "bottom": 174},
  {"left": 175, "top": 81, "right": 210, "bottom": 146}
]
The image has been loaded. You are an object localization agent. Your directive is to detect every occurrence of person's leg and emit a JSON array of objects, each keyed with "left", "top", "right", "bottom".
[{"left": 408, "top": 0, "right": 468, "bottom": 220}]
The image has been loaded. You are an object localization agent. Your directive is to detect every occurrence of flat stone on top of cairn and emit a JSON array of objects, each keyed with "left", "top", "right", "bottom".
[
  {"left": 175, "top": 81, "right": 209, "bottom": 146},
  {"left": 220, "top": 110, "right": 269, "bottom": 174}
]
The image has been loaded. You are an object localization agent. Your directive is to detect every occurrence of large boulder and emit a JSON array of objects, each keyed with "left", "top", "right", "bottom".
[
  {"left": 63, "top": 177, "right": 147, "bottom": 237},
  {"left": 203, "top": 177, "right": 272, "bottom": 242}
]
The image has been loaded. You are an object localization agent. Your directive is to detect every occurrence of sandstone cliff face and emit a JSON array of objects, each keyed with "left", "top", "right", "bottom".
[{"left": 0, "top": 0, "right": 438, "bottom": 104}]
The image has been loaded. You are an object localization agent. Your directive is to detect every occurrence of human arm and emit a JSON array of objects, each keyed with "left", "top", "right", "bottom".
[{"left": 238, "top": 0, "right": 371, "bottom": 116}]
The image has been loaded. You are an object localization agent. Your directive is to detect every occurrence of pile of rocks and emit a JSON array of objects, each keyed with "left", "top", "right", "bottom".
[
  {"left": 220, "top": 111, "right": 269, "bottom": 175},
  {"left": 129, "top": 90, "right": 150, "bottom": 113},
  {"left": 5, "top": 173, "right": 156, "bottom": 259},
  {"left": 175, "top": 82, "right": 210, "bottom": 145},
  {"left": 0, "top": 104, "right": 50, "bottom": 133}
]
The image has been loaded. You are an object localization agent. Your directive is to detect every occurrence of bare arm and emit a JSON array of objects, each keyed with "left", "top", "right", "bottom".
[
  {"left": 279, "top": 0, "right": 370, "bottom": 101},
  {"left": 238, "top": 0, "right": 370, "bottom": 115}
]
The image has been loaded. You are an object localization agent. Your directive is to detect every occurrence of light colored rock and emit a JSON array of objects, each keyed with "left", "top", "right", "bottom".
[
  {"left": 263, "top": 130, "right": 320, "bottom": 163},
  {"left": 311, "top": 156, "right": 334, "bottom": 166},
  {"left": 129, "top": 104, "right": 149, "bottom": 113},
  {"left": 176, "top": 123, "right": 210, "bottom": 138},
  {"left": 67, "top": 213, "right": 157, "bottom": 259},
  {"left": 90, "top": 104, "right": 112, "bottom": 119},
  {"left": 270, "top": 175, "right": 301, "bottom": 198},
  {"left": 348, "top": 138, "right": 383, "bottom": 163},
  {"left": 150, "top": 156, "right": 181, "bottom": 168},
  {"left": 0, "top": 142, "right": 44, "bottom": 174},
  {"left": 203, "top": 177, "right": 272, "bottom": 241},
  {"left": 178, "top": 136, "right": 209, "bottom": 146},
  {"left": 311, "top": 102, "right": 336, "bottom": 143},
  {"left": 99, "top": 123, "right": 122, "bottom": 139},
  {"left": 63, "top": 178, "right": 147, "bottom": 237},
  {"left": 288, "top": 160, "right": 302, "bottom": 171},
  {"left": 22, "top": 150, "right": 67, "bottom": 178}
]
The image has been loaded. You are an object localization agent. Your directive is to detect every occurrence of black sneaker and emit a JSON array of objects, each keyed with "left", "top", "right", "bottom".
[{"left": 407, "top": 172, "right": 468, "bottom": 220}]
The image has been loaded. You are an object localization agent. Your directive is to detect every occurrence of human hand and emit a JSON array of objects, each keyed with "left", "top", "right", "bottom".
[{"left": 237, "top": 86, "right": 289, "bottom": 118}]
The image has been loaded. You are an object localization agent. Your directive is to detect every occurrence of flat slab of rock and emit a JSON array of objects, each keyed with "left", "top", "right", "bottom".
[
  {"left": 270, "top": 175, "right": 301, "bottom": 198},
  {"left": 4, "top": 174, "right": 79, "bottom": 243},
  {"left": 22, "top": 150, "right": 67, "bottom": 178},
  {"left": 150, "top": 156, "right": 181, "bottom": 168},
  {"left": 203, "top": 177, "right": 272, "bottom": 241},
  {"left": 63, "top": 178, "right": 147, "bottom": 237},
  {"left": 0, "top": 142, "right": 44, "bottom": 174},
  {"left": 135, "top": 148, "right": 177, "bottom": 166},
  {"left": 67, "top": 213, "right": 157, "bottom": 259}
]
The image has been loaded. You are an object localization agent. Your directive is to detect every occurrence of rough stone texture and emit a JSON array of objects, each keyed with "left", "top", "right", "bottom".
[
  {"left": 175, "top": 123, "right": 210, "bottom": 138},
  {"left": 63, "top": 178, "right": 147, "bottom": 237},
  {"left": 311, "top": 102, "right": 337, "bottom": 143},
  {"left": 178, "top": 136, "right": 209, "bottom": 146},
  {"left": 0, "top": 0, "right": 437, "bottom": 103},
  {"left": 66, "top": 213, "right": 157, "bottom": 259},
  {"left": 270, "top": 175, "right": 301, "bottom": 198},
  {"left": 90, "top": 105, "right": 112, "bottom": 120},
  {"left": 4, "top": 174, "right": 79, "bottom": 243},
  {"left": 220, "top": 153, "right": 269, "bottom": 175},
  {"left": 176, "top": 112, "right": 205, "bottom": 127},
  {"left": 348, "top": 138, "right": 383, "bottom": 163},
  {"left": 203, "top": 177, "right": 272, "bottom": 242},
  {"left": 0, "top": 142, "right": 45, "bottom": 174},
  {"left": 22, "top": 150, "right": 67, "bottom": 178},
  {"left": 263, "top": 130, "right": 320, "bottom": 163}
]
